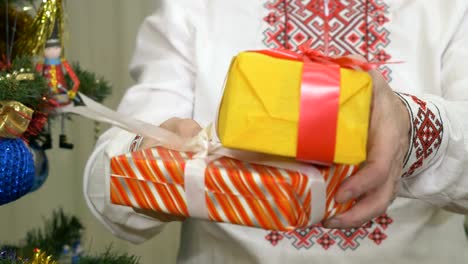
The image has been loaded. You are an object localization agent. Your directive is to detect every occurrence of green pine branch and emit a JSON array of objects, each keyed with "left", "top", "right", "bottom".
[
  {"left": 0, "top": 56, "right": 49, "bottom": 110},
  {"left": 20, "top": 209, "right": 83, "bottom": 259},
  {"left": 65, "top": 63, "right": 112, "bottom": 103},
  {"left": 0, "top": 209, "right": 140, "bottom": 264},
  {"left": 78, "top": 248, "right": 140, "bottom": 264},
  {"left": 0, "top": 260, "right": 26, "bottom": 264}
]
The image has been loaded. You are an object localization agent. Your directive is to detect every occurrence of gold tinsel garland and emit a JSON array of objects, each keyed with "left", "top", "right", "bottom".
[
  {"left": 0, "top": 4, "right": 33, "bottom": 58},
  {"left": 14, "top": 0, "right": 64, "bottom": 56},
  {"left": 28, "top": 249, "right": 57, "bottom": 264}
]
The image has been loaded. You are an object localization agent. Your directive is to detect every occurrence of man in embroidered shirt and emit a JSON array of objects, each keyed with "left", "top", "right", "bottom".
[{"left": 84, "top": 1, "right": 468, "bottom": 263}]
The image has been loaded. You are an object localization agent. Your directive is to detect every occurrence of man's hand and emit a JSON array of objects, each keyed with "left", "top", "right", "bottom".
[
  {"left": 324, "top": 58, "right": 411, "bottom": 229},
  {"left": 139, "top": 117, "right": 202, "bottom": 150},
  {"left": 133, "top": 117, "right": 202, "bottom": 222}
]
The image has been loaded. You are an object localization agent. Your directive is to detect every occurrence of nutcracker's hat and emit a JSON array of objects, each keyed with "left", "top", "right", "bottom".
[{"left": 45, "top": 19, "right": 61, "bottom": 48}]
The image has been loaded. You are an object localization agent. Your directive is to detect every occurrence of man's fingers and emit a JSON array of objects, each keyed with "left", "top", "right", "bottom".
[
  {"left": 160, "top": 117, "right": 202, "bottom": 138},
  {"left": 335, "top": 130, "right": 394, "bottom": 204},
  {"left": 335, "top": 161, "right": 390, "bottom": 204},
  {"left": 138, "top": 118, "right": 202, "bottom": 150},
  {"left": 160, "top": 117, "right": 183, "bottom": 132},
  {"left": 324, "top": 184, "right": 393, "bottom": 229},
  {"left": 177, "top": 119, "right": 202, "bottom": 137},
  {"left": 139, "top": 137, "right": 159, "bottom": 150},
  {"left": 335, "top": 103, "right": 399, "bottom": 204}
]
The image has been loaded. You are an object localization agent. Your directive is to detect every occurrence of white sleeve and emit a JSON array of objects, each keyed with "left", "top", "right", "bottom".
[
  {"left": 397, "top": 8, "right": 468, "bottom": 214},
  {"left": 83, "top": 0, "right": 196, "bottom": 244}
]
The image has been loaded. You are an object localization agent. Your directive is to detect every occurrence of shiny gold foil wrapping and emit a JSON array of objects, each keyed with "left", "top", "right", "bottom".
[
  {"left": 0, "top": 4, "right": 33, "bottom": 58},
  {"left": 0, "top": 101, "right": 34, "bottom": 138},
  {"left": 15, "top": 0, "right": 64, "bottom": 56}
]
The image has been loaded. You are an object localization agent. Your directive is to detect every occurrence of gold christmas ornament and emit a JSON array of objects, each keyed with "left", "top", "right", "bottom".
[
  {"left": 15, "top": 0, "right": 65, "bottom": 56},
  {"left": 0, "top": 100, "right": 34, "bottom": 138}
]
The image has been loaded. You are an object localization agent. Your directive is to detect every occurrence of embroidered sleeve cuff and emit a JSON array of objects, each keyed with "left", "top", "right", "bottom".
[{"left": 395, "top": 93, "right": 445, "bottom": 178}]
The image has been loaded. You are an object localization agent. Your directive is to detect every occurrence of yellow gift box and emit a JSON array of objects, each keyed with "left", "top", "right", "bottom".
[{"left": 217, "top": 50, "right": 372, "bottom": 165}]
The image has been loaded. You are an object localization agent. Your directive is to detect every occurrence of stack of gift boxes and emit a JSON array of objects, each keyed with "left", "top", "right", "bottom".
[{"left": 109, "top": 48, "right": 373, "bottom": 231}]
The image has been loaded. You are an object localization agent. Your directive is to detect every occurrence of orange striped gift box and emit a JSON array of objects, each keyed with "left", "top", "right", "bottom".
[{"left": 110, "top": 146, "right": 358, "bottom": 231}]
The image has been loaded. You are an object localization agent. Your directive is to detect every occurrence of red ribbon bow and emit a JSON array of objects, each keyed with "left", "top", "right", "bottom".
[{"left": 257, "top": 44, "right": 381, "bottom": 72}]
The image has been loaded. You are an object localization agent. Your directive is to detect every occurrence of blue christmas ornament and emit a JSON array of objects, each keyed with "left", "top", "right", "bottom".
[
  {"left": 0, "top": 138, "right": 35, "bottom": 205},
  {"left": 29, "top": 140, "right": 49, "bottom": 192}
]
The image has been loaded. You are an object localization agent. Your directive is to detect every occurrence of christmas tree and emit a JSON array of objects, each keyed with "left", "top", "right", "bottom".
[
  {"left": 0, "top": 209, "right": 140, "bottom": 264},
  {"left": 1, "top": 2, "right": 144, "bottom": 262},
  {"left": 0, "top": 0, "right": 111, "bottom": 206}
]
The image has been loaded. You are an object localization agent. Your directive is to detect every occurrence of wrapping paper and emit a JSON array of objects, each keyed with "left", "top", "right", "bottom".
[
  {"left": 217, "top": 49, "right": 373, "bottom": 164},
  {"left": 110, "top": 146, "right": 358, "bottom": 231}
]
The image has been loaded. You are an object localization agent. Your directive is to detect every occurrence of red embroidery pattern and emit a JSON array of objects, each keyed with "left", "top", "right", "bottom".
[
  {"left": 262, "top": 0, "right": 392, "bottom": 80},
  {"left": 265, "top": 231, "right": 284, "bottom": 246},
  {"left": 329, "top": 227, "right": 368, "bottom": 250},
  {"left": 265, "top": 214, "right": 393, "bottom": 250},
  {"left": 316, "top": 233, "right": 335, "bottom": 249},
  {"left": 375, "top": 214, "right": 393, "bottom": 229},
  {"left": 402, "top": 95, "right": 443, "bottom": 177},
  {"left": 262, "top": 0, "right": 394, "bottom": 251},
  {"left": 283, "top": 225, "right": 322, "bottom": 249},
  {"left": 368, "top": 227, "right": 387, "bottom": 245}
]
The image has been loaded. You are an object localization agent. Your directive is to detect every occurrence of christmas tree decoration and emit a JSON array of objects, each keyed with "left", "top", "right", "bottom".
[
  {"left": 36, "top": 21, "right": 80, "bottom": 108},
  {"left": 0, "top": 57, "right": 49, "bottom": 113},
  {"left": 0, "top": 101, "right": 33, "bottom": 138},
  {"left": 0, "top": 1, "right": 34, "bottom": 62},
  {"left": 65, "top": 63, "right": 111, "bottom": 104},
  {"left": 0, "top": 0, "right": 113, "bottom": 206},
  {"left": 0, "top": 56, "right": 52, "bottom": 147},
  {"left": 15, "top": 0, "right": 64, "bottom": 57},
  {"left": 0, "top": 138, "right": 35, "bottom": 205},
  {"left": 29, "top": 249, "right": 57, "bottom": 264},
  {"left": 0, "top": 248, "right": 57, "bottom": 264},
  {"left": 34, "top": 0, "right": 80, "bottom": 150},
  {"left": 0, "top": 56, "right": 50, "bottom": 204},
  {"left": 64, "top": 63, "right": 111, "bottom": 140}
]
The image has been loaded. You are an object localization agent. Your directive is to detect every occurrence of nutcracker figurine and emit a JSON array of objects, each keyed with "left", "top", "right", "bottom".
[{"left": 36, "top": 21, "right": 80, "bottom": 149}]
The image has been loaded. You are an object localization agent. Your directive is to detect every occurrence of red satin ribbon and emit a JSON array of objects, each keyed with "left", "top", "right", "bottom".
[
  {"left": 254, "top": 47, "right": 378, "bottom": 163},
  {"left": 296, "top": 62, "right": 340, "bottom": 163}
]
